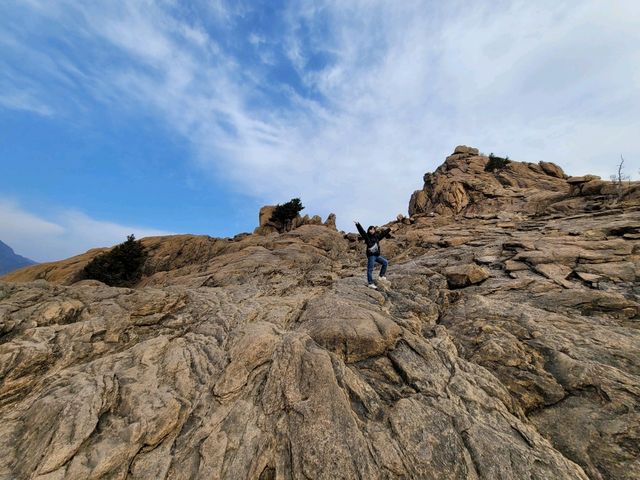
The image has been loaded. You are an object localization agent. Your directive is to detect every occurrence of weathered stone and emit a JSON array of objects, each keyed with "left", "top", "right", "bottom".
[
  {"left": 324, "top": 213, "right": 337, "bottom": 230},
  {"left": 539, "top": 161, "right": 567, "bottom": 179},
  {"left": 254, "top": 225, "right": 279, "bottom": 235},
  {"left": 439, "top": 236, "right": 472, "bottom": 247},
  {"left": 2, "top": 147, "right": 639, "bottom": 480},
  {"left": 505, "top": 260, "right": 529, "bottom": 272},
  {"left": 409, "top": 189, "right": 429, "bottom": 214},
  {"left": 567, "top": 175, "right": 601, "bottom": 184},
  {"left": 409, "top": 147, "right": 570, "bottom": 217},
  {"left": 453, "top": 145, "right": 479, "bottom": 155},
  {"left": 444, "top": 264, "right": 490, "bottom": 288},
  {"left": 300, "top": 293, "right": 401, "bottom": 363},
  {"left": 474, "top": 255, "right": 498, "bottom": 265},
  {"left": 580, "top": 180, "right": 612, "bottom": 196},
  {"left": 573, "top": 271, "right": 602, "bottom": 284},
  {"left": 575, "top": 261, "right": 636, "bottom": 282},
  {"left": 259, "top": 205, "right": 277, "bottom": 227},
  {"left": 533, "top": 263, "right": 573, "bottom": 285}
]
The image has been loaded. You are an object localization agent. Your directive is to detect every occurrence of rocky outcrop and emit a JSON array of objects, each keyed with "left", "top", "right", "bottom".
[
  {"left": 324, "top": 213, "right": 337, "bottom": 230},
  {"left": 409, "top": 146, "right": 640, "bottom": 217},
  {"left": 444, "top": 263, "right": 490, "bottom": 288},
  {"left": 1, "top": 234, "right": 226, "bottom": 286},
  {"left": 254, "top": 205, "right": 279, "bottom": 234},
  {"left": 254, "top": 206, "right": 338, "bottom": 235},
  {"left": 1, "top": 149, "right": 639, "bottom": 479},
  {"left": 539, "top": 161, "right": 567, "bottom": 179}
]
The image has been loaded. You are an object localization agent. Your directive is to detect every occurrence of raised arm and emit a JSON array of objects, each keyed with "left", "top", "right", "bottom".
[
  {"left": 377, "top": 228, "right": 392, "bottom": 240},
  {"left": 355, "top": 221, "right": 369, "bottom": 242}
]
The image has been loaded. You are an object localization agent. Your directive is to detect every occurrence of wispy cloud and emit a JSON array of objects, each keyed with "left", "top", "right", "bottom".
[
  {"left": 0, "top": 87, "right": 54, "bottom": 115},
  {"left": 3, "top": 0, "right": 640, "bottom": 235},
  {"left": 0, "top": 200, "right": 172, "bottom": 262}
]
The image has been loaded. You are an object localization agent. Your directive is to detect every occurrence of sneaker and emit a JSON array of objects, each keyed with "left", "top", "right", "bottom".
[
  {"left": 367, "top": 283, "right": 378, "bottom": 289},
  {"left": 379, "top": 276, "right": 387, "bottom": 281}
]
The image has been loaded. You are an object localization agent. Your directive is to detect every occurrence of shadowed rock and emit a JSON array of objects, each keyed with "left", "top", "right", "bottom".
[{"left": 444, "top": 264, "right": 490, "bottom": 288}]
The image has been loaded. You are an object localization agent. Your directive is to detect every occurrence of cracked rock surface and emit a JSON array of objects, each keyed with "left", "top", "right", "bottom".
[{"left": 2, "top": 148, "right": 639, "bottom": 479}]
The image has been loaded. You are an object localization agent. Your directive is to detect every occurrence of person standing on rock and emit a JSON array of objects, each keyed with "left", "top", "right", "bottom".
[{"left": 354, "top": 221, "right": 391, "bottom": 289}]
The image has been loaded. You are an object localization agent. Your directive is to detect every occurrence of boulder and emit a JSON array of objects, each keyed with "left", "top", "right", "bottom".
[
  {"left": 409, "top": 189, "right": 429, "bottom": 214},
  {"left": 580, "top": 180, "right": 617, "bottom": 196},
  {"left": 567, "top": 175, "right": 601, "bottom": 184},
  {"left": 300, "top": 294, "right": 402, "bottom": 363},
  {"left": 505, "top": 260, "right": 529, "bottom": 272},
  {"left": 533, "top": 263, "right": 573, "bottom": 288},
  {"left": 539, "top": 161, "right": 566, "bottom": 179},
  {"left": 324, "top": 213, "right": 337, "bottom": 230},
  {"left": 453, "top": 145, "right": 480, "bottom": 155},
  {"left": 258, "top": 205, "right": 277, "bottom": 227},
  {"left": 444, "top": 264, "right": 490, "bottom": 288},
  {"left": 291, "top": 216, "right": 304, "bottom": 229}
]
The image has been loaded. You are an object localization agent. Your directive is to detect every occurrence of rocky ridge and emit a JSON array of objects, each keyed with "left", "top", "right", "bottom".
[
  {"left": 409, "top": 145, "right": 640, "bottom": 217},
  {"left": 255, "top": 205, "right": 337, "bottom": 235},
  {"left": 1, "top": 147, "right": 639, "bottom": 479}
]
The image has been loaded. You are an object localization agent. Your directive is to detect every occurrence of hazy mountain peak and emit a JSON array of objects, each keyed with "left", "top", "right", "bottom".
[{"left": 0, "top": 240, "right": 36, "bottom": 275}]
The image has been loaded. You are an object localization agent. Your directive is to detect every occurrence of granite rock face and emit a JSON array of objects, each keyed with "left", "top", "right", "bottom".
[
  {"left": 1, "top": 148, "right": 639, "bottom": 480},
  {"left": 253, "top": 205, "right": 338, "bottom": 235},
  {"left": 409, "top": 146, "right": 640, "bottom": 217}
]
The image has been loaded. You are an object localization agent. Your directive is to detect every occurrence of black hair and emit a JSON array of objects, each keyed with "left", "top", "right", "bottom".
[{"left": 367, "top": 225, "right": 376, "bottom": 231}]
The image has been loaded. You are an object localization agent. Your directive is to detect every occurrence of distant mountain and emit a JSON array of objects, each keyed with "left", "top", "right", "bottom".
[{"left": 0, "top": 240, "right": 36, "bottom": 275}]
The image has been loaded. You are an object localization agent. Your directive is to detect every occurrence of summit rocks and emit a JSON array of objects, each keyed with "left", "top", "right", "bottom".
[
  {"left": 409, "top": 146, "right": 639, "bottom": 217},
  {"left": 254, "top": 205, "right": 337, "bottom": 235},
  {"left": 1, "top": 147, "right": 639, "bottom": 479}
]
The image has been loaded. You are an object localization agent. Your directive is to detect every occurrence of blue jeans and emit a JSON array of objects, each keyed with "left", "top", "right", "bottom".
[{"left": 367, "top": 255, "right": 388, "bottom": 284}]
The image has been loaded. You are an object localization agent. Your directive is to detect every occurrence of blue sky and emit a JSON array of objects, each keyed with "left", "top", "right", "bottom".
[{"left": 1, "top": 0, "right": 639, "bottom": 262}]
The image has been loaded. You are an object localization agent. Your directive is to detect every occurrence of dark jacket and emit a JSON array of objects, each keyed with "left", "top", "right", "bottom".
[{"left": 356, "top": 223, "right": 391, "bottom": 257}]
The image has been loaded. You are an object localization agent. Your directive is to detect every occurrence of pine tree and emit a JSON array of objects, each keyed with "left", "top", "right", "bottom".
[
  {"left": 485, "top": 153, "right": 511, "bottom": 172},
  {"left": 83, "top": 234, "right": 148, "bottom": 286},
  {"left": 270, "top": 198, "right": 305, "bottom": 232}
]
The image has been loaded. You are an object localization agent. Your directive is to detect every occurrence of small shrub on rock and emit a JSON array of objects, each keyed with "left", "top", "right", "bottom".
[
  {"left": 270, "top": 198, "right": 305, "bottom": 231},
  {"left": 485, "top": 153, "right": 511, "bottom": 172},
  {"left": 83, "top": 234, "right": 148, "bottom": 286}
]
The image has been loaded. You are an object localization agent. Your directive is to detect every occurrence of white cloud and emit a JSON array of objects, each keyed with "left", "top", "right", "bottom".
[
  {"left": 0, "top": 200, "right": 172, "bottom": 262},
  {"left": 0, "top": 200, "right": 64, "bottom": 238},
  {"left": 4, "top": 0, "right": 640, "bottom": 234},
  {"left": 0, "top": 91, "right": 53, "bottom": 116}
]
